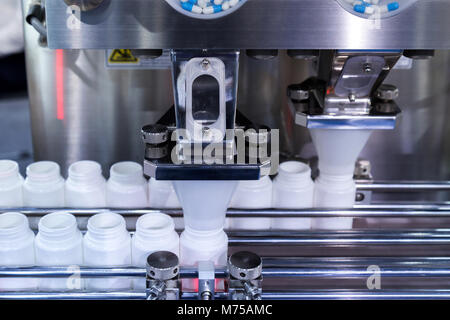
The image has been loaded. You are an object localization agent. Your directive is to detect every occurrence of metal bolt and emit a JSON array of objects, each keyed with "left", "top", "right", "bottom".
[
  {"left": 348, "top": 93, "right": 356, "bottom": 103},
  {"left": 363, "top": 63, "right": 372, "bottom": 73},
  {"left": 376, "top": 84, "right": 399, "bottom": 101},
  {"left": 146, "top": 280, "right": 166, "bottom": 300},
  {"left": 142, "top": 124, "right": 169, "bottom": 145},
  {"left": 201, "top": 291, "right": 213, "bottom": 300},
  {"left": 201, "top": 59, "right": 210, "bottom": 70},
  {"left": 243, "top": 281, "right": 262, "bottom": 300},
  {"left": 355, "top": 193, "right": 365, "bottom": 202}
]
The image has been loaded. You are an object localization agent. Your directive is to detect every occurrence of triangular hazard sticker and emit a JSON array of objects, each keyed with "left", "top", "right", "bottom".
[{"left": 108, "top": 49, "right": 139, "bottom": 64}]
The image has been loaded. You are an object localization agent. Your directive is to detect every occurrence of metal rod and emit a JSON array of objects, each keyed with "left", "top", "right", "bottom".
[
  {"left": 3, "top": 264, "right": 450, "bottom": 279},
  {"left": 0, "top": 267, "right": 227, "bottom": 279},
  {"left": 261, "top": 290, "right": 450, "bottom": 300},
  {"left": 228, "top": 230, "right": 450, "bottom": 245},
  {"left": 0, "top": 292, "right": 146, "bottom": 300},
  {"left": 262, "top": 267, "right": 450, "bottom": 278},
  {"left": 5, "top": 207, "right": 450, "bottom": 218},
  {"left": 263, "top": 256, "right": 450, "bottom": 267},
  {"left": 356, "top": 181, "right": 450, "bottom": 192},
  {"left": 2, "top": 290, "right": 450, "bottom": 300},
  {"left": 0, "top": 267, "right": 146, "bottom": 278}
]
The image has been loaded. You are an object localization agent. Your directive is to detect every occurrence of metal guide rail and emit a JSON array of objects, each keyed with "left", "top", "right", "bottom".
[
  {"left": 4, "top": 256, "right": 450, "bottom": 300},
  {"left": 2, "top": 195, "right": 450, "bottom": 300}
]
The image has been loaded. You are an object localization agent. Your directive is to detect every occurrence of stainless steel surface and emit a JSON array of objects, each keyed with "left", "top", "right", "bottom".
[
  {"left": 0, "top": 292, "right": 146, "bottom": 300},
  {"left": 228, "top": 230, "right": 450, "bottom": 246},
  {"left": 356, "top": 181, "right": 450, "bottom": 191},
  {"left": 23, "top": 0, "right": 173, "bottom": 174},
  {"left": 261, "top": 290, "right": 450, "bottom": 300},
  {"left": 63, "top": 0, "right": 105, "bottom": 12},
  {"left": 45, "top": 0, "right": 450, "bottom": 49},
  {"left": 295, "top": 113, "right": 399, "bottom": 130},
  {"left": 3, "top": 290, "right": 450, "bottom": 300},
  {"left": 359, "top": 51, "right": 450, "bottom": 184}
]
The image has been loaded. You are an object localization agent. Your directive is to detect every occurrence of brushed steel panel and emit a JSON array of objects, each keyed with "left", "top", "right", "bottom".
[{"left": 45, "top": 0, "right": 450, "bottom": 49}]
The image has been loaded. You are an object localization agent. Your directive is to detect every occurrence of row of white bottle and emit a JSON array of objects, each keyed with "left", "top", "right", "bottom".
[
  {"left": 0, "top": 160, "right": 180, "bottom": 208},
  {"left": 0, "top": 159, "right": 354, "bottom": 230},
  {"left": 229, "top": 161, "right": 355, "bottom": 230},
  {"left": 0, "top": 211, "right": 180, "bottom": 291},
  {"left": 0, "top": 211, "right": 228, "bottom": 292}
]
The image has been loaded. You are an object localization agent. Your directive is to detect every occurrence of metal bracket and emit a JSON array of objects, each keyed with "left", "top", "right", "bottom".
[
  {"left": 228, "top": 251, "right": 263, "bottom": 300},
  {"left": 146, "top": 251, "right": 180, "bottom": 300}
]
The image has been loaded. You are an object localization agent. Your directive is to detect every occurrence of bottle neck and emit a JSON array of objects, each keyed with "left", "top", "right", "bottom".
[
  {"left": 109, "top": 162, "right": 145, "bottom": 185},
  {"left": 238, "top": 176, "right": 272, "bottom": 191},
  {"left": 68, "top": 161, "right": 105, "bottom": 186},
  {"left": 135, "top": 213, "right": 175, "bottom": 241},
  {"left": 316, "top": 174, "right": 355, "bottom": 190},
  {"left": 37, "top": 212, "right": 80, "bottom": 243},
  {"left": 0, "top": 212, "right": 32, "bottom": 243},
  {"left": 26, "top": 161, "right": 63, "bottom": 185},
  {"left": 276, "top": 161, "right": 312, "bottom": 187},
  {"left": 86, "top": 212, "right": 129, "bottom": 242},
  {"left": 0, "top": 160, "right": 23, "bottom": 187},
  {"left": 183, "top": 226, "right": 225, "bottom": 241}
]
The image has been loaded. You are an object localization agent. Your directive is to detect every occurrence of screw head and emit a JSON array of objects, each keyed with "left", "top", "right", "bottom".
[
  {"left": 376, "top": 84, "right": 399, "bottom": 101},
  {"left": 201, "top": 59, "right": 210, "bottom": 70},
  {"left": 142, "top": 124, "right": 169, "bottom": 145},
  {"left": 363, "top": 63, "right": 372, "bottom": 73},
  {"left": 348, "top": 93, "right": 356, "bottom": 103}
]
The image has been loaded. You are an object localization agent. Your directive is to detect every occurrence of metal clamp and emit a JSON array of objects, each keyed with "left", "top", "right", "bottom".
[
  {"left": 228, "top": 251, "right": 263, "bottom": 300},
  {"left": 198, "top": 261, "right": 216, "bottom": 300},
  {"left": 146, "top": 251, "right": 180, "bottom": 300}
]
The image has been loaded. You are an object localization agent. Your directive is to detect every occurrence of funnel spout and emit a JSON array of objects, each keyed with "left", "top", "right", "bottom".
[
  {"left": 310, "top": 129, "right": 373, "bottom": 177},
  {"left": 173, "top": 180, "right": 238, "bottom": 231}
]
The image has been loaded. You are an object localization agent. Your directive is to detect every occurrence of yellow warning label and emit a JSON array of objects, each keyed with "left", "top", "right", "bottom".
[{"left": 108, "top": 49, "right": 139, "bottom": 64}]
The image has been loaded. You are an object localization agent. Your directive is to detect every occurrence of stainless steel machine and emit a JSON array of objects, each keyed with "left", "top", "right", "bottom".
[{"left": 2, "top": 0, "right": 450, "bottom": 300}]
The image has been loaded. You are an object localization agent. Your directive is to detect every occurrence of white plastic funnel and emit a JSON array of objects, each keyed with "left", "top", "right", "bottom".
[
  {"left": 310, "top": 129, "right": 373, "bottom": 177},
  {"left": 173, "top": 180, "right": 238, "bottom": 231}
]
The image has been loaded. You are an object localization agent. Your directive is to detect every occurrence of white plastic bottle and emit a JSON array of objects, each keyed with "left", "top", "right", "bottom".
[
  {"left": 65, "top": 160, "right": 106, "bottom": 208},
  {"left": 0, "top": 160, "right": 24, "bottom": 208},
  {"left": 309, "top": 128, "right": 371, "bottom": 229},
  {"left": 148, "top": 178, "right": 180, "bottom": 208},
  {"left": 149, "top": 178, "right": 183, "bottom": 228},
  {"left": 131, "top": 213, "right": 179, "bottom": 289},
  {"left": 35, "top": 212, "right": 83, "bottom": 291},
  {"left": 179, "top": 227, "right": 228, "bottom": 291},
  {"left": 229, "top": 176, "right": 272, "bottom": 230},
  {"left": 0, "top": 212, "right": 37, "bottom": 291},
  {"left": 272, "top": 161, "right": 314, "bottom": 230},
  {"left": 106, "top": 162, "right": 148, "bottom": 208},
  {"left": 23, "top": 161, "right": 65, "bottom": 208},
  {"left": 83, "top": 212, "right": 132, "bottom": 290},
  {"left": 312, "top": 174, "right": 355, "bottom": 229}
]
